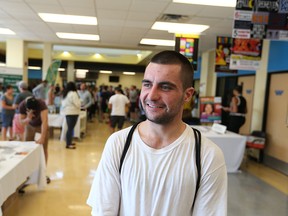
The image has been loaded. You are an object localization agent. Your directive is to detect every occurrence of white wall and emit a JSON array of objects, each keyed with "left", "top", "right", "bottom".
[{"left": 97, "top": 72, "right": 144, "bottom": 89}]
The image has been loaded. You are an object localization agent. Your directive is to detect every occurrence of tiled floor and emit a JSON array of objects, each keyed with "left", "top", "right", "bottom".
[{"left": 3, "top": 119, "right": 288, "bottom": 216}]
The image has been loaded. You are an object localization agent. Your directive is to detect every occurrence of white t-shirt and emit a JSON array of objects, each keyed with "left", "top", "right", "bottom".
[
  {"left": 108, "top": 93, "right": 129, "bottom": 116},
  {"left": 87, "top": 125, "right": 227, "bottom": 216}
]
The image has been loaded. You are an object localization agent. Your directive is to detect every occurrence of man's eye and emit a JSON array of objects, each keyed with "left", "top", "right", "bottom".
[
  {"left": 143, "top": 83, "right": 151, "bottom": 88},
  {"left": 161, "top": 85, "right": 172, "bottom": 90}
]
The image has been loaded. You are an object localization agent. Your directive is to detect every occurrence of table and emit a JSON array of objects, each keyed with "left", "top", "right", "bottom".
[
  {"left": 0, "top": 141, "right": 46, "bottom": 216},
  {"left": 191, "top": 126, "right": 246, "bottom": 173},
  {"left": 48, "top": 111, "right": 87, "bottom": 140}
]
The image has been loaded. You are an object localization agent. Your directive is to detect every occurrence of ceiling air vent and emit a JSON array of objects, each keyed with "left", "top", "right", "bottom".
[{"left": 157, "top": 14, "right": 189, "bottom": 22}]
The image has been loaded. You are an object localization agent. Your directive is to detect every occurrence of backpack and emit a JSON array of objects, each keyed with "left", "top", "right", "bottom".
[{"left": 119, "top": 121, "right": 201, "bottom": 208}]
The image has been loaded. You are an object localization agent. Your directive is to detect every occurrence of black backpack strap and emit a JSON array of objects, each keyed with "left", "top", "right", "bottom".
[
  {"left": 192, "top": 127, "right": 201, "bottom": 208},
  {"left": 119, "top": 121, "right": 142, "bottom": 174}
]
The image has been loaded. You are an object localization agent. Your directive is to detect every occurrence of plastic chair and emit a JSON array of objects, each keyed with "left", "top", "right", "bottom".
[{"left": 246, "top": 130, "right": 266, "bottom": 162}]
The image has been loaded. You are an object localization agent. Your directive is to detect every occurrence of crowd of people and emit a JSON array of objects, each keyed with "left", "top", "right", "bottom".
[{"left": 0, "top": 80, "right": 146, "bottom": 143}]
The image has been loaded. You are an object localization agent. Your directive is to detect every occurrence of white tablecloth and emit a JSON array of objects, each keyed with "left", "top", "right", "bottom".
[
  {"left": 192, "top": 126, "right": 246, "bottom": 173},
  {"left": 48, "top": 111, "right": 87, "bottom": 141},
  {"left": 0, "top": 141, "right": 46, "bottom": 215}
]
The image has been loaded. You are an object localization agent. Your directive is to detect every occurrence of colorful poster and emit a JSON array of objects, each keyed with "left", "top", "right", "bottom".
[
  {"left": 200, "top": 97, "right": 222, "bottom": 123},
  {"left": 215, "top": 36, "right": 237, "bottom": 73},
  {"left": 175, "top": 37, "right": 199, "bottom": 70},
  {"left": 230, "top": 38, "right": 262, "bottom": 70}
]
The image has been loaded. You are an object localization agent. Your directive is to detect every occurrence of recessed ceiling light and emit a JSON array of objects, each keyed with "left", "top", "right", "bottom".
[
  {"left": 140, "top": 38, "right": 175, "bottom": 46},
  {"left": 123, "top": 72, "right": 136, "bottom": 75},
  {"left": 100, "top": 70, "right": 112, "bottom": 74},
  {"left": 56, "top": 32, "right": 100, "bottom": 41},
  {"left": 0, "top": 28, "right": 16, "bottom": 35},
  {"left": 173, "top": 0, "right": 236, "bottom": 7},
  {"left": 152, "top": 22, "right": 209, "bottom": 34},
  {"left": 38, "top": 13, "right": 97, "bottom": 25}
]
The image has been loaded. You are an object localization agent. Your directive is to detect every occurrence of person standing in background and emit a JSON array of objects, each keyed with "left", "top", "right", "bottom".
[
  {"left": 222, "top": 85, "right": 247, "bottom": 133},
  {"left": 61, "top": 82, "right": 81, "bottom": 149},
  {"left": 32, "top": 80, "right": 48, "bottom": 101},
  {"left": 78, "top": 83, "right": 93, "bottom": 121},
  {"left": 128, "top": 85, "right": 138, "bottom": 122},
  {"left": 1, "top": 85, "right": 15, "bottom": 140},
  {"left": 108, "top": 87, "right": 130, "bottom": 133},
  {"left": 46, "top": 84, "right": 55, "bottom": 106},
  {"left": 12, "top": 81, "right": 33, "bottom": 141}
]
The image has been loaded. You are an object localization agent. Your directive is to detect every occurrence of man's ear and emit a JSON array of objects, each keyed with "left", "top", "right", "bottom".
[{"left": 184, "top": 87, "right": 194, "bottom": 102}]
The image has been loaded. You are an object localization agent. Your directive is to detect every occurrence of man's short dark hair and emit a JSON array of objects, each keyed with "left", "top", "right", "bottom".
[
  {"left": 26, "top": 96, "right": 38, "bottom": 110},
  {"left": 150, "top": 50, "right": 194, "bottom": 90}
]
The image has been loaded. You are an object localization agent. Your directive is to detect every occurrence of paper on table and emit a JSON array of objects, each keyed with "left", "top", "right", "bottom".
[{"left": 34, "top": 132, "right": 41, "bottom": 141}]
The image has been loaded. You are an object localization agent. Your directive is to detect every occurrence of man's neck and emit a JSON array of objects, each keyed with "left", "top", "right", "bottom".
[{"left": 138, "top": 120, "right": 186, "bottom": 149}]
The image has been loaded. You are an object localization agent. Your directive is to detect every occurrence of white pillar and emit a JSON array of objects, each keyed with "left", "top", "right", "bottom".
[
  {"left": 199, "top": 50, "right": 217, "bottom": 97},
  {"left": 42, "top": 43, "right": 52, "bottom": 80},
  {"left": 6, "top": 39, "right": 28, "bottom": 81},
  {"left": 67, "top": 61, "right": 74, "bottom": 82},
  {"left": 251, "top": 39, "right": 270, "bottom": 131}
]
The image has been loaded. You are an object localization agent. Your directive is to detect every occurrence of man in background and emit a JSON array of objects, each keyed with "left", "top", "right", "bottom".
[
  {"left": 13, "top": 81, "right": 33, "bottom": 140},
  {"left": 33, "top": 80, "right": 48, "bottom": 101},
  {"left": 108, "top": 87, "right": 130, "bottom": 133}
]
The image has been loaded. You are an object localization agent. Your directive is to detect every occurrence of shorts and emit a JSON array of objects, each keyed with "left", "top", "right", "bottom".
[
  {"left": 2, "top": 112, "right": 14, "bottom": 128},
  {"left": 129, "top": 102, "right": 137, "bottom": 112},
  {"left": 110, "top": 116, "right": 125, "bottom": 129},
  {"left": 13, "top": 113, "right": 25, "bottom": 134}
]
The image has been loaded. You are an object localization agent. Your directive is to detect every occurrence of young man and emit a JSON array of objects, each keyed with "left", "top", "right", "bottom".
[
  {"left": 87, "top": 51, "right": 227, "bottom": 215},
  {"left": 108, "top": 87, "right": 130, "bottom": 133}
]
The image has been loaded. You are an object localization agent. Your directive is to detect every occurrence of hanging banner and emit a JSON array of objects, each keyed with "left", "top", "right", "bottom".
[
  {"left": 46, "top": 59, "right": 61, "bottom": 85},
  {"left": 230, "top": 38, "right": 263, "bottom": 70},
  {"left": 215, "top": 36, "right": 237, "bottom": 73}
]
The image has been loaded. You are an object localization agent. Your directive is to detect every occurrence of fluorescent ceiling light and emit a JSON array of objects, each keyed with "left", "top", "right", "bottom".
[
  {"left": 58, "top": 68, "right": 65, "bottom": 71},
  {"left": 76, "top": 69, "right": 88, "bottom": 78},
  {"left": 123, "top": 72, "right": 136, "bottom": 75},
  {"left": 140, "top": 38, "right": 175, "bottom": 46},
  {"left": 0, "top": 63, "right": 6, "bottom": 66},
  {"left": 173, "top": 0, "right": 236, "bottom": 7},
  {"left": 28, "top": 66, "right": 41, "bottom": 70},
  {"left": 100, "top": 70, "right": 112, "bottom": 74},
  {"left": 38, "top": 13, "right": 97, "bottom": 25},
  {"left": 0, "top": 28, "right": 16, "bottom": 35},
  {"left": 76, "top": 69, "right": 89, "bottom": 73},
  {"left": 152, "top": 22, "right": 209, "bottom": 34},
  {"left": 56, "top": 32, "right": 100, "bottom": 41}
]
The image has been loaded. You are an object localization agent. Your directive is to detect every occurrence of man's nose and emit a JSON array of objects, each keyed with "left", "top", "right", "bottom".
[{"left": 147, "top": 85, "right": 160, "bottom": 100}]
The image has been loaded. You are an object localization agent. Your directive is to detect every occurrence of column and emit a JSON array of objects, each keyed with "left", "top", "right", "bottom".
[
  {"left": 42, "top": 43, "right": 52, "bottom": 80},
  {"left": 199, "top": 50, "right": 217, "bottom": 97},
  {"left": 6, "top": 39, "right": 28, "bottom": 81},
  {"left": 251, "top": 39, "right": 270, "bottom": 131},
  {"left": 67, "top": 61, "right": 75, "bottom": 82}
]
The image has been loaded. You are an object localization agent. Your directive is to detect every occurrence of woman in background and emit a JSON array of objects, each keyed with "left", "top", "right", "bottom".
[
  {"left": 222, "top": 85, "right": 247, "bottom": 133},
  {"left": 61, "top": 82, "right": 81, "bottom": 149},
  {"left": 1, "top": 85, "right": 15, "bottom": 140}
]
